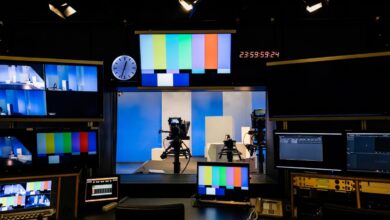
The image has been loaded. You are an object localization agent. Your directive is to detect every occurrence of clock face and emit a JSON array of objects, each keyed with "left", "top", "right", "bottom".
[{"left": 111, "top": 55, "right": 137, "bottom": 81}]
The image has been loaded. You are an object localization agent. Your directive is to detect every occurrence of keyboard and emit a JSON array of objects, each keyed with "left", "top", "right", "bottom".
[{"left": 0, "top": 208, "right": 55, "bottom": 220}]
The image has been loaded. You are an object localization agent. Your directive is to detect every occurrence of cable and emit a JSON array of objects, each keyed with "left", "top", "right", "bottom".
[
  {"left": 180, "top": 141, "right": 192, "bottom": 174},
  {"left": 247, "top": 207, "right": 258, "bottom": 220}
]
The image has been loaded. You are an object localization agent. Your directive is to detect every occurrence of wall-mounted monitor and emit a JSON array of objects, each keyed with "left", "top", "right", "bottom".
[
  {"left": 137, "top": 31, "right": 233, "bottom": 87},
  {"left": 0, "top": 129, "right": 35, "bottom": 173},
  {"left": 346, "top": 132, "right": 390, "bottom": 174},
  {"left": 0, "top": 179, "right": 57, "bottom": 217},
  {"left": 274, "top": 132, "right": 345, "bottom": 172},
  {"left": 35, "top": 128, "right": 99, "bottom": 168},
  {"left": 0, "top": 57, "right": 103, "bottom": 120}
]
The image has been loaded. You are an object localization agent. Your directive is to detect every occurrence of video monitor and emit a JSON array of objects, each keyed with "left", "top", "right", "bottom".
[
  {"left": 35, "top": 128, "right": 98, "bottom": 168},
  {"left": 85, "top": 177, "right": 118, "bottom": 203},
  {"left": 274, "top": 132, "right": 345, "bottom": 172},
  {"left": 197, "top": 162, "right": 250, "bottom": 202},
  {"left": 138, "top": 32, "right": 232, "bottom": 87},
  {"left": 0, "top": 64, "right": 46, "bottom": 116},
  {"left": 346, "top": 132, "right": 390, "bottom": 174},
  {"left": 0, "top": 129, "right": 35, "bottom": 173},
  {"left": 0, "top": 179, "right": 56, "bottom": 213}
]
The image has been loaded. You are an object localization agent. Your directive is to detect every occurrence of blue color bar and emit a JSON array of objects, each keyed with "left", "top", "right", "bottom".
[
  {"left": 88, "top": 132, "right": 97, "bottom": 154},
  {"left": 142, "top": 75, "right": 158, "bottom": 86},
  {"left": 241, "top": 167, "right": 249, "bottom": 189},
  {"left": 173, "top": 74, "right": 189, "bottom": 86},
  {"left": 217, "top": 34, "right": 231, "bottom": 74}
]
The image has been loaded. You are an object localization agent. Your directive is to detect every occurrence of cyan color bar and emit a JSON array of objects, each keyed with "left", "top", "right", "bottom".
[
  {"left": 192, "top": 34, "right": 205, "bottom": 74},
  {"left": 217, "top": 34, "right": 231, "bottom": 74},
  {"left": 212, "top": 166, "right": 220, "bottom": 187},
  {"left": 166, "top": 34, "right": 180, "bottom": 72},
  {"left": 140, "top": 34, "right": 154, "bottom": 73},
  {"left": 54, "top": 133, "right": 64, "bottom": 154}
]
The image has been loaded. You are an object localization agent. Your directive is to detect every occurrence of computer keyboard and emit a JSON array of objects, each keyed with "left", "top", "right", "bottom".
[{"left": 0, "top": 208, "right": 55, "bottom": 220}]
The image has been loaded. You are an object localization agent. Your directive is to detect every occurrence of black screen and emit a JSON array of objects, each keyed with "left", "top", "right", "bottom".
[
  {"left": 274, "top": 132, "right": 345, "bottom": 171},
  {"left": 347, "top": 133, "right": 390, "bottom": 174}
]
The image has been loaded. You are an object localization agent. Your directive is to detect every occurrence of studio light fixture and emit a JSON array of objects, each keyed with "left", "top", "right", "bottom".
[
  {"left": 48, "top": 1, "right": 76, "bottom": 19},
  {"left": 303, "top": 0, "right": 328, "bottom": 13},
  {"left": 178, "top": 0, "right": 198, "bottom": 12}
]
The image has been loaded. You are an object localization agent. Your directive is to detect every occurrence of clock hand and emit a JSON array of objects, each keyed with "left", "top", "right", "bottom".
[{"left": 121, "top": 61, "right": 128, "bottom": 78}]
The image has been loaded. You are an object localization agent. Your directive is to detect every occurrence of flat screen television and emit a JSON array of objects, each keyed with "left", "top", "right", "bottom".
[
  {"left": 85, "top": 176, "right": 119, "bottom": 203},
  {"left": 346, "top": 132, "right": 390, "bottom": 174},
  {"left": 138, "top": 31, "right": 233, "bottom": 87},
  {"left": 0, "top": 129, "right": 35, "bottom": 173},
  {"left": 0, "top": 63, "right": 46, "bottom": 116},
  {"left": 196, "top": 162, "right": 250, "bottom": 202},
  {"left": 274, "top": 131, "right": 345, "bottom": 172},
  {"left": 35, "top": 128, "right": 99, "bottom": 168},
  {"left": 0, "top": 179, "right": 57, "bottom": 217},
  {"left": 0, "top": 58, "right": 103, "bottom": 119}
]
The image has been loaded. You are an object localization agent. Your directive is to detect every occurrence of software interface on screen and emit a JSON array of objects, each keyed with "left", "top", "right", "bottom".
[
  {"left": 85, "top": 177, "right": 118, "bottom": 203},
  {"left": 139, "top": 33, "right": 231, "bottom": 87},
  {"left": 197, "top": 162, "right": 249, "bottom": 201},
  {"left": 279, "top": 135, "right": 324, "bottom": 162},
  {"left": 36, "top": 131, "right": 97, "bottom": 165},
  {"left": 0, "top": 180, "right": 52, "bottom": 212},
  {"left": 347, "top": 133, "right": 390, "bottom": 173}
]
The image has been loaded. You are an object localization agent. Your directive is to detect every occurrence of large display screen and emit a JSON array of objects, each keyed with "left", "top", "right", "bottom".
[
  {"left": 139, "top": 33, "right": 232, "bottom": 87},
  {"left": 0, "top": 59, "right": 103, "bottom": 119}
]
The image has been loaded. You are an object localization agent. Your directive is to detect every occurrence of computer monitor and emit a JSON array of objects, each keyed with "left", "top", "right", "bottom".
[
  {"left": 0, "top": 129, "right": 35, "bottom": 173},
  {"left": 35, "top": 128, "right": 99, "bottom": 168},
  {"left": 0, "top": 179, "right": 57, "bottom": 214},
  {"left": 346, "top": 132, "right": 390, "bottom": 174},
  {"left": 84, "top": 176, "right": 119, "bottom": 203},
  {"left": 274, "top": 132, "right": 345, "bottom": 171},
  {"left": 197, "top": 162, "right": 250, "bottom": 202}
]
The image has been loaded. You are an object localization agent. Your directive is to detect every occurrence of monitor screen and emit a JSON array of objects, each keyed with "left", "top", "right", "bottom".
[
  {"left": 35, "top": 129, "right": 98, "bottom": 168},
  {"left": 85, "top": 177, "right": 118, "bottom": 203},
  {"left": 274, "top": 132, "right": 345, "bottom": 171},
  {"left": 0, "top": 129, "right": 35, "bottom": 172},
  {"left": 346, "top": 132, "right": 390, "bottom": 174},
  {"left": 0, "top": 179, "right": 55, "bottom": 213},
  {"left": 139, "top": 32, "right": 232, "bottom": 87},
  {"left": 197, "top": 162, "right": 249, "bottom": 201}
]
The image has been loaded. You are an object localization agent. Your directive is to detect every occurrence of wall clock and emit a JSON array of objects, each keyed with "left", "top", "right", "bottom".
[{"left": 111, "top": 55, "right": 137, "bottom": 80}]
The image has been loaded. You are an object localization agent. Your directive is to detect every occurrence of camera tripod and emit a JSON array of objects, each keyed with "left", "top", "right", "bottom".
[{"left": 161, "top": 137, "right": 191, "bottom": 174}]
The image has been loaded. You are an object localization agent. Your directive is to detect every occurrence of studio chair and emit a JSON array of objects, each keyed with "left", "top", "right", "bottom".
[{"left": 115, "top": 203, "right": 185, "bottom": 220}]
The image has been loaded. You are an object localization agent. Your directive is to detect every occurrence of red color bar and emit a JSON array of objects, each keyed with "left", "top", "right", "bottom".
[
  {"left": 233, "top": 167, "right": 242, "bottom": 187},
  {"left": 17, "top": 196, "right": 22, "bottom": 205},
  {"left": 44, "top": 181, "right": 49, "bottom": 190},
  {"left": 205, "top": 34, "right": 218, "bottom": 69},
  {"left": 80, "top": 132, "right": 89, "bottom": 153}
]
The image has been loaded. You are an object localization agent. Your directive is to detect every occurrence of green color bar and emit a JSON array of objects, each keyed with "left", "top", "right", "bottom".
[
  {"left": 46, "top": 133, "right": 55, "bottom": 154},
  {"left": 219, "top": 167, "right": 226, "bottom": 187},
  {"left": 204, "top": 166, "right": 212, "bottom": 185},
  {"left": 178, "top": 34, "right": 192, "bottom": 69},
  {"left": 153, "top": 34, "right": 166, "bottom": 70},
  {"left": 63, "top": 132, "right": 72, "bottom": 153}
]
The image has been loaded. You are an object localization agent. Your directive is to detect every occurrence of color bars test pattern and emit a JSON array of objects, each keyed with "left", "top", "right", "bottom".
[
  {"left": 140, "top": 33, "right": 231, "bottom": 86},
  {"left": 26, "top": 181, "right": 52, "bottom": 192},
  {"left": 0, "top": 196, "right": 25, "bottom": 208},
  {"left": 198, "top": 165, "right": 249, "bottom": 196},
  {"left": 37, "top": 132, "right": 97, "bottom": 156}
]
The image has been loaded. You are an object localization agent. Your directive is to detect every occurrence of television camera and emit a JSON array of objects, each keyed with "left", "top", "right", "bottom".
[
  {"left": 159, "top": 117, "right": 191, "bottom": 174},
  {"left": 245, "top": 109, "right": 266, "bottom": 173}
]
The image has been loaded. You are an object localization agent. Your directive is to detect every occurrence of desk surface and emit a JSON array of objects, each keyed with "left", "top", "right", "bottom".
[{"left": 119, "top": 198, "right": 253, "bottom": 220}]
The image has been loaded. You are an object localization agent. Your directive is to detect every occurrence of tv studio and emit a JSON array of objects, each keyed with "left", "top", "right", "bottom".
[{"left": 1, "top": 1, "right": 390, "bottom": 219}]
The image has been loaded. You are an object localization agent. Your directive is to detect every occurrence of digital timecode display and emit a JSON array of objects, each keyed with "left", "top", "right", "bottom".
[{"left": 239, "top": 51, "right": 280, "bottom": 59}]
